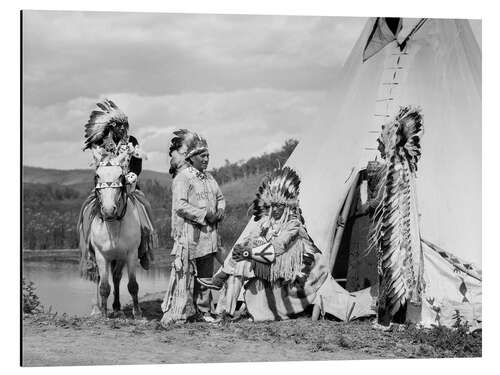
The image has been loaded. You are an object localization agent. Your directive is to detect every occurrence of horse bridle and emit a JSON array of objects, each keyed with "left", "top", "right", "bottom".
[{"left": 94, "top": 167, "right": 129, "bottom": 222}]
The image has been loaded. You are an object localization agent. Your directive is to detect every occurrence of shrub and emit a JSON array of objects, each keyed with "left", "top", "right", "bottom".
[
  {"left": 402, "top": 319, "right": 481, "bottom": 357},
  {"left": 23, "top": 278, "right": 42, "bottom": 314}
]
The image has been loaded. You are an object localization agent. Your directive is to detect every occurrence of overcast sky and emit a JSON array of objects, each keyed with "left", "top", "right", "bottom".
[
  {"left": 22, "top": 12, "right": 480, "bottom": 172},
  {"left": 22, "top": 11, "right": 368, "bottom": 172}
]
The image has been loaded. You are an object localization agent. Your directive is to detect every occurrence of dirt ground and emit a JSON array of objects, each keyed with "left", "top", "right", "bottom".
[{"left": 22, "top": 296, "right": 481, "bottom": 367}]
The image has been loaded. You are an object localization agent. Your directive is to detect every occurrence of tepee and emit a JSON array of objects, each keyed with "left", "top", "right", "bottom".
[{"left": 217, "top": 17, "right": 482, "bottom": 329}]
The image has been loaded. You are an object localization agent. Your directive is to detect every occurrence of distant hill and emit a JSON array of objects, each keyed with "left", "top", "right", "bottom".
[
  {"left": 221, "top": 173, "right": 264, "bottom": 207},
  {"left": 23, "top": 166, "right": 172, "bottom": 186},
  {"left": 23, "top": 166, "right": 172, "bottom": 196},
  {"left": 22, "top": 138, "right": 298, "bottom": 189},
  {"left": 22, "top": 139, "right": 298, "bottom": 250}
]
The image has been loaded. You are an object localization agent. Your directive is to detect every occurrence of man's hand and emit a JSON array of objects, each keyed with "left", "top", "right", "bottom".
[
  {"left": 205, "top": 209, "right": 218, "bottom": 225},
  {"left": 357, "top": 202, "right": 371, "bottom": 216},
  {"left": 291, "top": 271, "right": 307, "bottom": 289},
  {"left": 173, "top": 257, "right": 183, "bottom": 272},
  {"left": 232, "top": 243, "right": 252, "bottom": 262},
  {"left": 215, "top": 209, "right": 225, "bottom": 222}
]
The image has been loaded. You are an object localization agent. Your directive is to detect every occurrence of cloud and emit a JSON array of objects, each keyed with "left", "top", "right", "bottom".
[
  {"left": 22, "top": 11, "right": 365, "bottom": 106},
  {"left": 22, "top": 13, "right": 482, "bottom": 175},
  {"left": 23, "top": 89, "right": 330, "bottom": 171},
  {"left": 22, "top": 11, "right": 366, "bottom": 171},
  {"left": 22, "top": 140, "right": 91, "bottom": 170}
]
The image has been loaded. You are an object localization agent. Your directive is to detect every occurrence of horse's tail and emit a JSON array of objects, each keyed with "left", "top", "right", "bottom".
[
  {"left": 79, "top": 242, "right": 99, "bottom": 282},
  {"left": 130, "top": 191, "right": 157, "bottom": 270},
  {"left": 78, "top": 194, "right": 100, "bottom": 283}
]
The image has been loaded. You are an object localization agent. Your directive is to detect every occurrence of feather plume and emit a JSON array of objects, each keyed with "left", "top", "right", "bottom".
[
  {"left": 184, "top": 133, "right": 209, "bottom": 159},
  {"left": 83, "top": 99, "right": 129, "bottom": 150},
  {"left": 169, "top": 129, "right": 197, "bottom": 156},
  {"left": 252, "top": 167, "right": 301, "bottom": 221},
  {"left": 168, "top": 129, "right": 199, "bottom": 177}
]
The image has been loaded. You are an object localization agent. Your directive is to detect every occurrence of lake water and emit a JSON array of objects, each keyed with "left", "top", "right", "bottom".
[{"left": 23, "top": 260, "right": 171, "bottom": 316}]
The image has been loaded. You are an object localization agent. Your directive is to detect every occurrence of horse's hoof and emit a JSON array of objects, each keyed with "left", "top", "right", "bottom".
[
  {"left": 90, "top": 305, "right": 103, "bottom": 318},
  {"left": 133, "top": 310, "right": 143, "bottom": 320},
  {"left": 109, "top": 311, "right": 126, "bottom": 319}
]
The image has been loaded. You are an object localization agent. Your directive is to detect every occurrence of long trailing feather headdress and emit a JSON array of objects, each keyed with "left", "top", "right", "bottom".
[
  {"left": 83, "top": 99, "right": 129, "bottom": 151},
  {"left": 368, "top": 105, "right": 424, "bottom": 317},
  {"left": 252, "top": 166, "right": 301, "bottom": 222}
]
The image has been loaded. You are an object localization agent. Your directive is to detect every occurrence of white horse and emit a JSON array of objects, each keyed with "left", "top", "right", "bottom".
[{"left": 90, "top": 159, "right": 142, "bottom": 318}]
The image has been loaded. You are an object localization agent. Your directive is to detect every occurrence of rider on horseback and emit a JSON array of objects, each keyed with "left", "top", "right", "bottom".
[
  {"left": 83, "top": 99, "right": 144, "bottom": 188},
  {"left": 78, "top": 99, "right": 157, "bottom": 280}
]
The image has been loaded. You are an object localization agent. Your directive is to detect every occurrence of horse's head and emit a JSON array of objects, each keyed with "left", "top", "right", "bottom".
[{"left": 94, "top": 161, "right": 126, "bottom": 220}]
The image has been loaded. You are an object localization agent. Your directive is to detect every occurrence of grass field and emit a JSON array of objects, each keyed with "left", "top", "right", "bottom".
[{"left": 22, "top": 293, "right": 482, "bottom": 366}]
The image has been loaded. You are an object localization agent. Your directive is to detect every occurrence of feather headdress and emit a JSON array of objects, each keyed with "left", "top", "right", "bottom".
[
  {"left": 169, "top": 129, "right": 197, "bottom": 156},
  {"left": 185, "top": 133, "right": 208, "bottom": 159},
  {"left": 169, "top": 129, "right": 198, "bottom": 177},
  {"left": 377, "top": 105, "right": 423, "bottom": 172},
  {"left": 368, "top": 105, "right": 424, "bottom": 319},
  {"left": 252, "top": 166, "right": 301, "bottom": 221},
  {"left": 83, "top": 99, "right": 129, "bottom": 150}
]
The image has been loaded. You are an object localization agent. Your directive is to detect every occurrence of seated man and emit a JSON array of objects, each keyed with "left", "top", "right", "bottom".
[{"left": 198, "top": 167, "right": 322, "bottom": 319}]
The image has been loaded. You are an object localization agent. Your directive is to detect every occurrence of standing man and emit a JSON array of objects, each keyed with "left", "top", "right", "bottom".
[{"left": 161, "top": 132, "right": 225, "bottom": 324}]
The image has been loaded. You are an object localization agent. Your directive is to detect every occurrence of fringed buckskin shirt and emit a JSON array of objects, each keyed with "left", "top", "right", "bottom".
[
  {"left": 171, "top": 166, "right": 225, "bottom": 260},
  {"left": 250, "top": 213, "right": 320, "bottom": 282},
  {"left": 222, "top": 212, "right": 320, "bottom": 283}
]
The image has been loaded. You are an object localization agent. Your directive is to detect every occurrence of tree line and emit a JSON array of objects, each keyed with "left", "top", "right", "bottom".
[
  {"left": 210, "top": 139, "right": 298, "bottom": 185},
  {"left": 23, "top": 139, "right": 298, "bottom": 250},
  {"left": 23, "top": 183, "right": 81, "bottom": 204}
]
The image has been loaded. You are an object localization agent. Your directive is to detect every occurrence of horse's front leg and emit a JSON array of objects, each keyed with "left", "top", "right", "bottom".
[
  {"left": 95, "top": 251, "right": 111, "bottom": 318},
  {"left": 127, "top": 252, "right": 142, "bottom": 319},
  {"left": 111, "top": 260, "right": 126, "bottom": 318}
]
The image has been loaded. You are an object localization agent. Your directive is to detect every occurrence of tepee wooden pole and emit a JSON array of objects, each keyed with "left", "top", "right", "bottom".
[{"left": 328, "top": 173, "right": 360, "bottom": 271}]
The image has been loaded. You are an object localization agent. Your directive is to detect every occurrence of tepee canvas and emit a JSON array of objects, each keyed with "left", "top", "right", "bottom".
[{"left": 217, "top": 17, "right": 481, "bottom": 329}]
